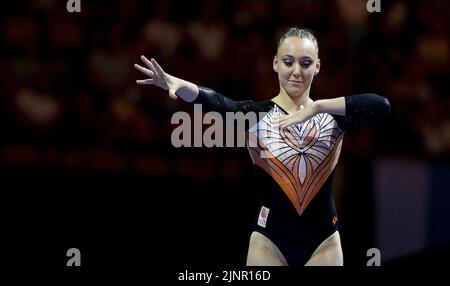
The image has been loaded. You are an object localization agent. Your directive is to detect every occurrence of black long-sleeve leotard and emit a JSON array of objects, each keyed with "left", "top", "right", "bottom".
[{"left": 192, "top": 87, "right": 390, "bottom": 265}]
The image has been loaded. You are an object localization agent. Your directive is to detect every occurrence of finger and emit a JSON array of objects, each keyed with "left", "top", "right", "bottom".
[
  {"left": 151, "top": 58, "right": 165, "bottom": 75},
  {"left": 271, "top": 119, "right": 281, "bottom": 128},
  {"left": 134, "top": 64, "right": 154, "bottom": 77},
  {"left": 271, "top": 119, "right": 285, "bottom": 129},
  {"left": 136, "top": 79, "right": 154, "bottom": 85},
  {"left": 140, "top": 55, "right": 153, "bottom": 69},
  {"left": 141, "top": 55, "right": 158, "bottom": 75},
  {"left": 285, "top": 114, "right": 295, "bottom": 120},
  {"left": 273, "top": 114, "right": 287, "bottom": 121},
  {"left": 272, "top": 121, "right": 284, "bottom": 129},
  {"left": 281, "top": 117, "right": 295, "bottom": 128},
  {"left": 280, "top": 121, "right": 291, "bottom": 129},
  {"left": 286, "top": 118, "right": 299, "bottom": 128},
  {"left": 276, "top": 116, "right": 289, "bottom": 125}
]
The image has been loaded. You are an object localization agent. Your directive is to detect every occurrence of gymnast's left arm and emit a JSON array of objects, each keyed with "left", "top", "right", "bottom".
[
  {"left": 275, "top": 94, "right": 390, "bottom": 129},
  {"left": 328, "top": 93, "right": 391, "bottom": 130}
]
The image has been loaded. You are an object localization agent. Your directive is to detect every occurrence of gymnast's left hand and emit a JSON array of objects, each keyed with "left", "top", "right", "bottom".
[{"left": 272, "top": 102, "right": 319, "bottom": 129}]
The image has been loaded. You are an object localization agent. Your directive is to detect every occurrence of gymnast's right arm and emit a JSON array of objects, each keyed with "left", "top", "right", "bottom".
[{"left": 134, "top": 56, "right": 252, "bottom": 114}]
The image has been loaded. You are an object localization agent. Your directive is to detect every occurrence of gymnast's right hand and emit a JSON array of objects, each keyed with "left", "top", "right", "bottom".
[
  {"left": 134, "top": 56, "right": 199, "bottom": 102},
  {"left": 134, "top": 56, "right": 179, "bottom": 99}
]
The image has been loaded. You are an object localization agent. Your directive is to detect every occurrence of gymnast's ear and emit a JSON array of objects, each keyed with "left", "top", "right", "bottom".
[
  {"left": 314, "top": 58, "right": 321, "bottom": 76},
  {"left": 273, "top": 55, "right": 278, "bottom": 73}
]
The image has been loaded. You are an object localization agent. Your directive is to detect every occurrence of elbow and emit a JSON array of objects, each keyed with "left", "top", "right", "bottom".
[
  {"left": 369, "top": 93, "right": 391, "bottom": 119},
  {"left": 380, "top": 96, "right": 391, "bottom": 119}
]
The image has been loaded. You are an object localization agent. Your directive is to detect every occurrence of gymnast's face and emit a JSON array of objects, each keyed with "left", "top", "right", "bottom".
[{"left": 273, "top": 37, "right": 320, "bottom": 98}]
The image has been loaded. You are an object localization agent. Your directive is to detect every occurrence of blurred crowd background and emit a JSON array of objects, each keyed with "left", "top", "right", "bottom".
[{"left": 1, "top": 0, "right": 449, "bottom": 269}]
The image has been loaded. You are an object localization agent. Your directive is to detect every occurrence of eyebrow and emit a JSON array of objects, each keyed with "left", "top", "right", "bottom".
[{"left": 282, "top": 55, "right": 314, "bottom": 60}]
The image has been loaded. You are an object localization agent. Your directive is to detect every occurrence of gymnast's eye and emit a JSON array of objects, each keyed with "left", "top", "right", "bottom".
[
  {"left": 283, "top": 60, "right": 293, "bottom": 67},
  {"left": 300, "top": 61, "right": 312, "bottom": 68}
]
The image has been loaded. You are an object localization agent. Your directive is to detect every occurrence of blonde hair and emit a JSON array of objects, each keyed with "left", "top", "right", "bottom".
[{"left": 277, "top": 27, "right": 319, "bottom": 56}]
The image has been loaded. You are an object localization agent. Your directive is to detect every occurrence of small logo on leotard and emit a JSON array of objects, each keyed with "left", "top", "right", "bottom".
[
  {"left": 257, "top": 206, "right": 270, "bottom": 228},
  {"left": 332, "top": 216, "right": 338, "bottom": 226}
]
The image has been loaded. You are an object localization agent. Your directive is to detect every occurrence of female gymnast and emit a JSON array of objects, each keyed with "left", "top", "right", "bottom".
[{"left": 134, "top": 28, "right": 390, "bottom": 266}]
